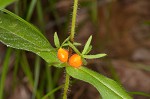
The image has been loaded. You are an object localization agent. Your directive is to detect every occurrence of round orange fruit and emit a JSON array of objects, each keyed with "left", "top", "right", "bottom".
[
  {"left": 69, "top": 54, "right": 82, "bottom": 68},
  {"left": 57, "top": 48, "right": 68, "bottom": 62}
]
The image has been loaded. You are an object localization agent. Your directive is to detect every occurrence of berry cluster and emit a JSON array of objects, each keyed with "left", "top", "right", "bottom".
[{"left": 54, "top": 32, "right": 106, "bottom": 68}]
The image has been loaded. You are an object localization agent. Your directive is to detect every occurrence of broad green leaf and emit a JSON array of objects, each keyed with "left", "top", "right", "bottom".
[
  {"left": 83, "top": 54, "right": 107, "bottom": 59},
  {"left": 0, "top": 0, "right": 16, "bottom": 9},
  {"left": 82, "top": 35, "right": 92, "bottom": 55},
  {"left": 66, "top": 66, "right": 132, "bottom": 99},
  {"left": 0, "top": 10, "right": 64, "bottom": 67},
  {"left": 54, "top": 32, "right": 60, "bottom": 48}
]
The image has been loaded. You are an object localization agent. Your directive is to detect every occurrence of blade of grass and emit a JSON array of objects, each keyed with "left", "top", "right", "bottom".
[
  {"left": 42, "top": 84, "right": 64, "bottom": 99},
  {"left": 39, "top": 72, "right": 46, "bottom": 98},
  {"left": 0, "top": 48, "right": 12, "bottom": 99},
  {"left": 36, "top": 0, "right": 44, "bottom": 31},
  {"left": 21, "top": 52, "right": 34, "bottom": 85},
  {"left": 32, "top": 56, "right": 41, "bottom": 99},
  {"left": 53, "top": 69, "right": 62, "bottom": 86},
  {"left": 12, "top": 50, "right": 20, "bottom": 88},
  {"left": 46, "top": 64, "right": 55, "bottom": 99},
  {"left": 129, "top": 91, "right": 150, "bottom": 97},
  {"left": 26, "top": 0, "right": 37, "bottom": 21},
  {"left": 21, "top": 52, "right": 41, "bottom": 99}
]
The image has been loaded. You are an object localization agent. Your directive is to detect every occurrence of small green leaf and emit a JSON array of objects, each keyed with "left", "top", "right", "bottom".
[
  {"left": 83, "top": 54, "right": 106, "bottom": 59},
  {"left": 54, "top": 32, "right": 60, "bottom": 48},
  {"left": 84, "top": 45, "right": 92, "bottom": 54},
  {"left": 73, "top": 42, "right": 81, "bottom": 46},
  {"left": 82, "top": 36, "right": 92, "bottom": 55},
  {"left": 66, "top": 66, "right": 132, "bottom": 99},
  {"left": 0, "top": 0, "right": 16, "bottom": 9},
  {"left": 61, "top": 36, "right": 70, "bottom": 47},
  {"left": 62, "top": 42, "right": 81, "bottom": 47},
  {"left": 68, "top": 41, "right": 81, "bottom": 55}
]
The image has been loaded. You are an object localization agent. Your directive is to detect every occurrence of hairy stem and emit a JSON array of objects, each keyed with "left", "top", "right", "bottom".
[
  {"left": 63, "top": 0, "right": 79, "bottom": 99},
  {"left": 63, "top": 73, "right": 70, "bottom": 99},
  {"left": 70, "top": 0, "right": 79, "bottom": 42}
]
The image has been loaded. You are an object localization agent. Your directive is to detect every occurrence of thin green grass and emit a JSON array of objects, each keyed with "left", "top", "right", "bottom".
[
  {"left": 129, "top": 91, "right": 150, "bottom": 98},
  {"left": 12, "top": 50, "right": 20, "bottom": 89},
  {"left": 0, "top": 48, "right": 12, "bottom": 99},
  {"left": 32, "top": 56, "right": 41, "bottom": 99},
  {"left": 46, "top": 64, "right": 55, "bottom": 99},
  {"left": 26, "top": 0, "right": 37, "bottom": 21},
  {"left": 42, "top": 84, "right": 64, "bottom": 99}
]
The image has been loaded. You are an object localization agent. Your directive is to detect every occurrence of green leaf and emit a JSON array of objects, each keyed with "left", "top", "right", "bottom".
[
  {"left": 0, "top": 0, "right": 16, "bottom": 9},
  {"left": 84, "top": 45, "right": 92, "bottom": 54},
  {"left": 0, "top": 9, "right": 64, "bottom": 67},
  {"left": 82, "top": 35, "right": 92, "bottom": 55},
  {"left": 61, "top": 36, "right": 70, "bottom": 47},
  {"left": 62, "top": 42, "right": 81, "bottom": 47},
  {"left": 66, "top": 66, "right": 132, "bottom": 99},
  {"left": 73, "top": 42, "right": 81, "bottom": 46},
  {"left": 83, "top": 54, "right": 107, "bottom": 59},
  {"left": 68, "top": 41, "right": 81, "bottom": 55},
  {"left": 54, "top": 32, "right": 60, "bottom": 48}
]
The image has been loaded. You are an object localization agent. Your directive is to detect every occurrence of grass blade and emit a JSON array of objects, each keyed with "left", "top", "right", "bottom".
[{"left": 0, "top": 48, "right": 12, "bottom": 99}]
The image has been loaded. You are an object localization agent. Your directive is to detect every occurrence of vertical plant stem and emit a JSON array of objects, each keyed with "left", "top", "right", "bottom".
[
  {"left": 70, "top": 0, "right": 79, "bottom": 42},
  {"left": 0, "top": 48, "right": 12, "bottom": 99},
  {"left": 63, "top": 0, "right": 79, "bottom": 99},
  {"left": 63, "top": 73, "right": 70, "bottom": 99}
]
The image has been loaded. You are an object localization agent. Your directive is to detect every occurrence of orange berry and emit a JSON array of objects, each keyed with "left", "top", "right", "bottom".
[
  {"left": 57, "top": 48, "right": 68, "bottom": 62},
  {"left": 69, "top": 54, "right": 82, "bottom": 68}
]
